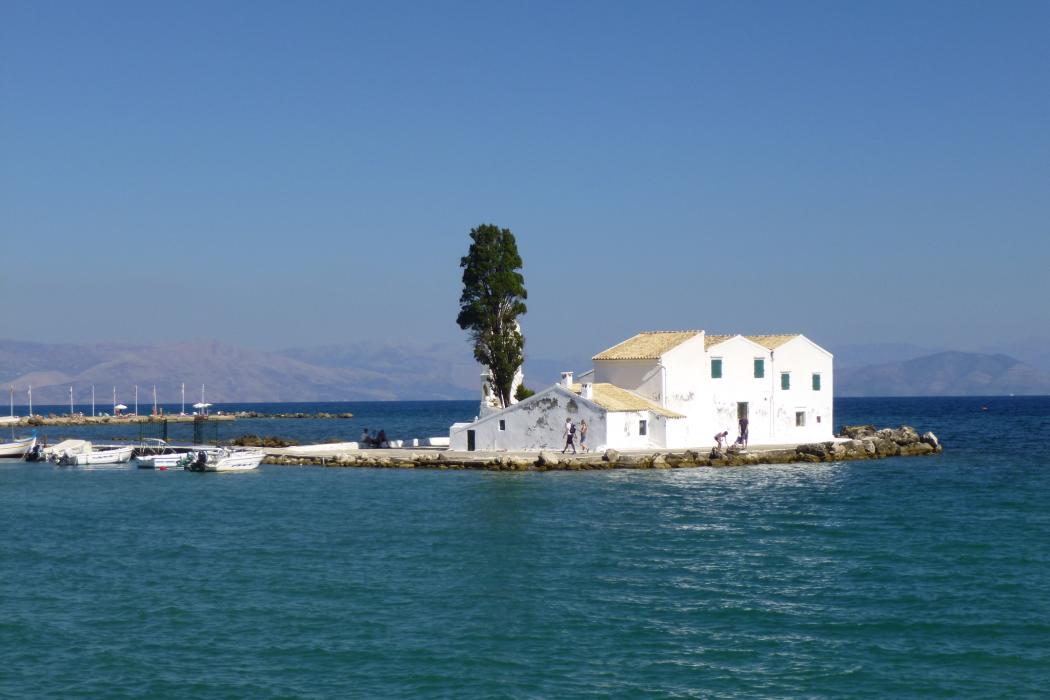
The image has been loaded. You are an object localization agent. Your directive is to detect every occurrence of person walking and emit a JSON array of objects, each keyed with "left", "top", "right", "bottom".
[
  {"left": 579, "top": 419, "right": 589, "bottom": 452},
  {"left": 562, "top": 417, "right": 577, "bottom": 454}
]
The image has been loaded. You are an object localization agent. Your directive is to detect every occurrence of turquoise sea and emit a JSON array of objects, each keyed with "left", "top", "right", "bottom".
[{"left": 2, "top": 397, "right": 1049, "bottom": 698}]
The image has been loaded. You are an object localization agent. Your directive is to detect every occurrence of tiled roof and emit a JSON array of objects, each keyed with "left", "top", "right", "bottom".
[
  {"left": 704, "top": 334, "right": 801, "bottom": 350},
  {"left": 746, "top": 334, "right": 801, "bottom": 350},
  {"left": 570, "top": 382, "right": 685, "bottom": 419},
  {"left": 703, "top": 334, "right": 733, "bottom": 349},
  {"left": 592, "top": 331, "right": 701, "bottom": 361}
]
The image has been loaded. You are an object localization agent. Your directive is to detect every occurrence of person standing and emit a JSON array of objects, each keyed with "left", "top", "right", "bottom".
[
  {"left": 562, "top": 417, "right": 577, "bottom": 454},
  {"left": 579, "top": 419, "right": 589, "bottom": 452},
  {"left": 738, "top": 416, "right": 749, "bottom": 449}
]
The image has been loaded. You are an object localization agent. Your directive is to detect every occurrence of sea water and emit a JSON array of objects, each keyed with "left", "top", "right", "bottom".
[{"left": 1, "top": 397, "right": 1048, "bottom": 698}]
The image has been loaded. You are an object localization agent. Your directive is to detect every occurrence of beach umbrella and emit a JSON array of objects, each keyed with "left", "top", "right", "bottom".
[
  {"left": 115, "top": 404, "right": 128, "bottom": 410},
  {"left": 193, "top": 402, "right": 212, "bottom": 408}
]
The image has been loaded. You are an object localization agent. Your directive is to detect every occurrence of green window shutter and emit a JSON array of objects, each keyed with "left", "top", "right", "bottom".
[
  {"left": 781, "top": 373, "right": 790, "bottom": 390},
  {"left": 812, "top": 373, "right": 821, "bottom": 391},
  {"left": 754, "top": 359, "right": 764, "bottom": 378},
  {"left": 711, "top": 359, "right": 722, "bottom": 379}
]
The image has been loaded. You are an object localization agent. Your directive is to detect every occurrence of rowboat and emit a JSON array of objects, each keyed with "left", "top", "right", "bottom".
[
  {"left": 54, "top": 444, "right": 135, "bottom": 466},
  {"left": 0, "top": 436, "right": 35, "bottom": 458}
]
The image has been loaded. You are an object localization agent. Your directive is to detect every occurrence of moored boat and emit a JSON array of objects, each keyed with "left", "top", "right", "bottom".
[
  {"left": 54, "top": 444, "right": 135, "bottom": 466},
  {"left": 0, "top": 436, "right": 36, "bottom": 459},
  {"left": 181, "top": 447, "right": 264, "bottom": 472},
  {"left": 133, "top": 439, "right": 196, "bottom": 469}
]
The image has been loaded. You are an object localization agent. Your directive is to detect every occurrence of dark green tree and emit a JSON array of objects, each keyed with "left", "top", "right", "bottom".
[{"left": 457, "top": 224, "right": 527, "bottom": 408}]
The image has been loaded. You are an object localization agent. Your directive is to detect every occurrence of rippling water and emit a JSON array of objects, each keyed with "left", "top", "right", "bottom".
[{"left": 2, "top": 397, "right": 1049, "bottom": 697}]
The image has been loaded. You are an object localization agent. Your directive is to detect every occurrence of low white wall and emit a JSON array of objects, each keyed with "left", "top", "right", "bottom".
[{"left": 450, "top": 385, "right": 608, "bottom": 452}]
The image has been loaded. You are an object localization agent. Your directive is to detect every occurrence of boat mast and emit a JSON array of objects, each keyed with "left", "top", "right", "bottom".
[
  {"left": 70, "top": 385, "right": 74, "bottom": 416},
  {"left": 153, "top": 385, "right": 157, "bottom": 415},
  {"left": 28, "top": 385, "right": 32, "bottom": 417},
  {"left": 10, "top": 386, "right": 13, "bottom": 417},
  {"left": 181, "top": 383, "right": 185, "bottom": 415},
  {"left": 135, "top": 385, "right": 138, "bottom": 416},
  {"left": 112, "top": 386, "right": 116, "bottom": 415},
  {"left": 92, "top": 385, "right": 95, "bottom": 417}
]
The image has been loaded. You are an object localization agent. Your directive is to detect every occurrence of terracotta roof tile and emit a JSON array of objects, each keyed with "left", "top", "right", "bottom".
[{"left": 592, "top": 331, "right": 701, "bottom": 361}]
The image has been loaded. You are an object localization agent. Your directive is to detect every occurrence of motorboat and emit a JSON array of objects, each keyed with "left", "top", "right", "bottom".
[
  {"left": 0, "top": 435, "right": 36, "bottom": 459},
  {"left": 181, "top": 447, "right": 264, "bottom": 472},
  {"left": 54, "top": 444, "right": 135, "bottom": 466},
  {"left": 133, "top": 439, "right": 196, "bottom": 469}
]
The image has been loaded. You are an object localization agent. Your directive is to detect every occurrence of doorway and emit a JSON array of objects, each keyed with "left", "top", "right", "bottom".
[
  {"left": 467, "top": 430, "right": 476, "bottom": 451},
  {"left": 737, "top": 402, "right": 749, "bottom": 421}
]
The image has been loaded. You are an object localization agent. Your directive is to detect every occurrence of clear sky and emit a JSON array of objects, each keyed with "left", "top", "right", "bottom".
[{"left": 2, "top": 0, "right": 1047, "bottom": 361}]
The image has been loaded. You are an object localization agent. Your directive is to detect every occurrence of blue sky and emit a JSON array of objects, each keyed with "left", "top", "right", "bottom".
[{"left": 2, "top": 0, "right": 1047, "bottom": 361}]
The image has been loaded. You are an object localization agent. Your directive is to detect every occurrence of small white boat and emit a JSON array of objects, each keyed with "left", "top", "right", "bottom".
[
  {"left": 182, "top": 447, "right": 264, "bottom": 472},
  {"left": 0, "top": 436, "right": 36, "bottom": 458},
  {"left": 133, "top": 439, "right": 195, "bottom": 469},
  {"left": 55, "top": 444, "right": 135, "bottom": 466}
]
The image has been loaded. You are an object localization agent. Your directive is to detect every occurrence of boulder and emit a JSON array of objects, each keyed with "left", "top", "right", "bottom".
[
  {"left": 921, "top": 431, "right": 940, "bottom": 450},
  {"left": 840, "top": 425, "right": 876, "bottom": 439},
  {"left": 873, "top": 438, "right": 899, "bottom": 457},
  {"left": 603, "top": 449, "right": 620, "bottom": 463},
  {"left": 651, "top": 454, "right": 669, "bottom": 468},
  {"left": 797, "top": 442, "right": 829, "bottom": 459},
  {"left": 537, "top": 451, "right": 560, "bottom": 467},
  {"left": 890, "top": 426, "right": 920, "bottom": 446}
]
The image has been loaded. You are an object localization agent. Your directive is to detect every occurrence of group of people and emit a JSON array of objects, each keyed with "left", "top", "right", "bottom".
[
  {"left": 714, "top": 417, "right": 749, "bottom": 450},
  {"left": 360, "top": 428, "right": 388, "bottom": 448},
  {"left": 561, "top": 417, "right": 589, "bottom": 454}
]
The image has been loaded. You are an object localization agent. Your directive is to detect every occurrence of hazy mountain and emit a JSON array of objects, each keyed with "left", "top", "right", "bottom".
[
  {"left": 0, "top": 338, "right": 581, "bottom": 404},
  {"left": 280, "top": 340, "right": 587, "bottom": 396},
  {"left": 835, "top": 351, "right": 1050, "bottom": 396},
  {"left": 978, "top": 335, "right": 1050, "bottom": 373},
  {"left": 830, "top": 342, "right": 944, "bottom": 369},
  {"left": 0, "top": 338, "right": 469, "bottom": 403},
  {"left": 8, "top": 338, "right": 1044, "bottom": 404}
]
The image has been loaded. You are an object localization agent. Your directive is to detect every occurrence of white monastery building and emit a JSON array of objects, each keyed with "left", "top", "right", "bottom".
[{"left": 450, "top": 330, "right": 834, "bottom": 452}]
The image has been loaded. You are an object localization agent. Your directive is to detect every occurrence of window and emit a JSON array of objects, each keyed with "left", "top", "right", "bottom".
[
  {"left": 795, "top": 411, "right": 806, "bottom": 427},
  {"left": 812, "top": 373, "right": 821, "bottom": 391},
  {"left": 498, "top": 419, "right": 506, "bottom": 431},
  {"left": 754, "top": 358, "right": 765, "bottom": 378},
  {"left": 639, "top": 419, "right": 648, "bottom": 436},
  {"left": 781, "top": 372, "right": 790, "bottom": 390},
  {"left": 711, "top": 358, "right": 722, "bottom": 379}
]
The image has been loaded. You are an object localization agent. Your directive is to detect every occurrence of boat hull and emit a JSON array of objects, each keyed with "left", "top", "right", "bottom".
[
  {"left": 185, "top": 449, "right": 264, "bottom": 472},
  {"left": 0, "top": 437, "right": 35, "bottom": 458}
]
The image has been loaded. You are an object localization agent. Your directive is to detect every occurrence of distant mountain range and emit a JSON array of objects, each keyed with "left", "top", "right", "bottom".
[
  {"left": 834, "top": 351, "right": 1050, "bottom": 397},
  {"left": 0, "top": 338, "right": 588, "bottom": 404},
  {"left": 2, "top": 338, "right": 1048, "bottom": 403}
]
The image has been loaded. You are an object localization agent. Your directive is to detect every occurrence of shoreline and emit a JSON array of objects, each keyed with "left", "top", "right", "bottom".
[{"left": 264, "top": 425, "right": 941, "bottom": 470}]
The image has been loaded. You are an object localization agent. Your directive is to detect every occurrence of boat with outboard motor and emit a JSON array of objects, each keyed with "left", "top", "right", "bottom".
[
  {"left": 132, "top": 438, "right": 197, "bottom": 469},
  {"left": 180, "top": 446, "right": 264, "bottom": 472},
  {"left": 53, "top": 444, "right": 135, "bottom": 466}
]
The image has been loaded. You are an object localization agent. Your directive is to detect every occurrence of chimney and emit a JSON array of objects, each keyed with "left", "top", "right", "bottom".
[
  {"left": 561, "top": 371, "right": 574, "bottom": 388},
  {"left": 581, "top": 382, "right": 593, "bottom": 399}
]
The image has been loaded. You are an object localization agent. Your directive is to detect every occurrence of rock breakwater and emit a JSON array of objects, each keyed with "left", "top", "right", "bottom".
[{"left": 266, "top": 425, "right": 941, "bottom": 470}]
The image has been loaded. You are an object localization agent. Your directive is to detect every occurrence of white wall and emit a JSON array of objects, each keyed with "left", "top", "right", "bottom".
[
  {"left": 450, "top": 385, "right": 608, "bottom": 452},
  {"left": 769, "top": 336, "right": 834, "bottom": 442},
  {"left": 705, "top": 336, "right": 775, "bottom": 445},
  {"left": 659, "top": 333, "right": 710, "bottom": 447},
  {"left": 592, "top": 359, "right": 663, "bottom": 403}
]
